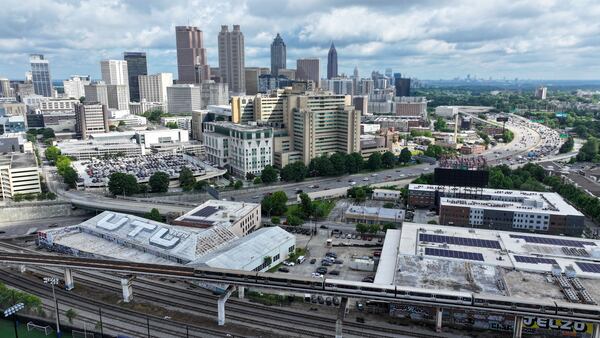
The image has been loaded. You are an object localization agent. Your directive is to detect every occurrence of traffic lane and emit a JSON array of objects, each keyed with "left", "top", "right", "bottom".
[{"left": 0, "top": 215, "right": 91, "bottom": 237}]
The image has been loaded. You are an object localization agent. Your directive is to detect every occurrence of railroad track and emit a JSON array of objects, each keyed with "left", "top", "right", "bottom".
[{"left": 0, "top": 240, "right": 438, "bottom": 338}]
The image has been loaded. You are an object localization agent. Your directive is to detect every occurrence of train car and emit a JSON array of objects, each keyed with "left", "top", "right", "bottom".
[
  {"left": 555, "top": 300, "right": 600, "bottom": 321},
  {"left": 397, "top": 285, "right": 473, "bottom": 306},
  {"left": 256, "top": 272, "right": 324, "bottom": 290},
  {"left": 473, "top": 293, "right": 556, "bottom": 315},
  {"left": 193, "top": 267, "right": 257, "bottom": 284},
  {"left": 324, "top": 279, "right": 396, "bottom": 298}
]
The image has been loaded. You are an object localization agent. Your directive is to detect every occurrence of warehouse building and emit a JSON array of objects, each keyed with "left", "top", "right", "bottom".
[
  {"left": 37, "top": 211, "right": 294, "bottom": 281},
  {"left": 408, "top": 184, "right": 585, "bottom": 236},
  {"left": 343, "top": 206, "right": 404, "bottom": 226}
]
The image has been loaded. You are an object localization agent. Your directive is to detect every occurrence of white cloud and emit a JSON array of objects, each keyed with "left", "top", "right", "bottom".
[{"left": 0, "top": 0, "right": 600, "bottom": 79}]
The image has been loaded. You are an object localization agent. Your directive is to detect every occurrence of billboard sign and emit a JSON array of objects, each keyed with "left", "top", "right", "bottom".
[{"left": 522, "top": 317, "right": 593, "bottom": 334}]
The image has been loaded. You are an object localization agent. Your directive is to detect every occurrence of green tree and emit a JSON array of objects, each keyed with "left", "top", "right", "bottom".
[
  {"left": 299, "top": 193, "right": 314, "bottom": 218},
  {"left": 65, "top": 309, "right": 77, "bottom": 324},
  {"left": 559, "top": 136, "right": 574, "bottom": 154},
  {"left": 55, "top": 155, "right": 72, "bottom": 176},
  {"left": 367, "top": 152, "right": 382, "bottom": 171},
  {"left": 424, "top": 145, "right": 443, "bottom": 159},
  {"left": 309, "top": 155, "right": 335, "bottom": 176},
  {"left": 271, "top": 216, "right": 281, "bottom": 224},
  {"left": 143, "top": 108, "right": 165, "bottom": 123},
  {"left": 145, "top": 208, "right": 162, "bottom": 222},
  {"left": 434, "top": 117, "right": 447, "bottom": 131},
  {"left": 62, "top": 167, "right": 79, "bottom": 188},
  {"left": 502, "top": 130, "right": 514, "bottom": 143},
  {"left": 44, "top": 146, "right": 61, "bottom": 162},
  {"left": 399, "top": 147, "right": 412, "bottom": 163},
  {"left": 148, "top": 171, "right": 170, "bottom": 193},
  {"left": 246, "top": 172, "right": 256, "bottom": 181},
  {"left": 381, "top": 151, "right": 396, "bottom": 169},
  {"left": 166, "top": 121, "right": 178, "bottom": 129},
  {"left": 577, "top": 138, "right": 599, "bottom": 162},
  {"left": 178, "top": 166, "right": 196, "bottom": 191},
  {"left": 355, "top": 223, "right": 369, "bottom": 234},
  {"left": 383, "top": 223, "right": 397, "bottom": 232},
  {"left": 329, "top": 152, "right": 347, "bottom": 174},
  {"left": 280, "top": 161, "right": 307, "bottom": 182},
  {"left": 234, "top": 180, "right": 243, "bottom": 189},
  {"left": 261, "top": 191, "right": 288, "bottom": 216},
  {"left": 193, "top": 180, "right": 208, "bottom": 191},
  {"left": 354, "top": 187, "right": 367, "bottom": 202},
  {"left": 253, "top": 177, "right": 263, "bottom": 184},
  {"left": 368, "top": 224, "right": 380, "bottom": 234},
  {"left": 383, "top": 202, "right": 395, "bottom": 208},
  {"left": 345, "top": 153, "right": 364, "bottom": 174},
  {"left": 108, "top": 172, "right": 139, "bottom": 196},
  {"left": 42, "top": 128, "right": 55, "bottom": 140},
  {"left": 260, "top": 165, "right": 278, "bottom": 184},
  {"left": 286, "top": 214, "right": 303, "bottom": 226}
]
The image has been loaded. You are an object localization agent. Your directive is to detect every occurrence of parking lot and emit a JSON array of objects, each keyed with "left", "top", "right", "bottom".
[{"left": 277, "top": 228, "right": 381, "bottom": 283}]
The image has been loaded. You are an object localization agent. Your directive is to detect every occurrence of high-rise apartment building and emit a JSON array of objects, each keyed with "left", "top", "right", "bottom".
[
  {"left": 166, "top": 84, "right": 202, "bottom": 113},
  {"left": 75, "top": 103, "right": 109, "bottom": 139},
  {"left": 30, "top": 54, "right": 53, "bottom": 97},
  {"left": 106, "top": 85, "right": 130, "bottom": 110},
  {"left": 535, "top": 86, "right": 547, "bottom": 100},
  {"left": 138, "top": 73, "right": 173, "bottom": 104},
  {"left": 287, "top": 93, "right": 360, "bottom": 164},
  {"left": 244, "top": 67, "right": 269, "bottom": 95},
  {"left": 230, "top": 95, "right": 255, "bottom": 124},
  {"left": 200, "top": 81, "right": 228, "bottom": 109},
  {"left": 395, "top": 77, "right": 411, "bottom": 97},
  {"left": 218, "top": 25, "right": 245, "bottom": 94},
  {"left": 0, "top": 153, "right": 41, "bottom": 200},
  {"left": 123, "top": 52, "right": 147, "bottom": 102},
  {"left": 322, "top": 77, "right": 353, "bottom": 95},
  {"left": 270, "top": 33, "right": 286, "bottom": 77},
  {"left": 100, "top": 60, "right": 129, "bottom": 86},
  {"left": 0, "top": 78, "right": 11, "bottom": 98},
  {"left": 175, "top": 26, "right": 209, "bottom": 83},
  {"left": 296, "top": 58, "right": 320, "bottom": 87},
  {"left": 63, "top": 75, "right": 90, "bottom": 99},
  {"left": 84, "top": 82, "right": 109, "bottom": 107},
  {"left": 203, "top": 121, "right": 273, "bottom": 178},
  {"left": 327, "top": 42, "right": 338, "bottom": 79},
  {"left": 254, "top": 89, "right": 287, "bottom": 127}
]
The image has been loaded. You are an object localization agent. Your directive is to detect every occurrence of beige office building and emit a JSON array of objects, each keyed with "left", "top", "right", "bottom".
[
  {"left": 218, "top": 25, "right": 245, "bottom": 94},
  {"left": 296, "top": 58, "right": 320, "bottom": 87},
  {"left": 0, "top": 153, "right": 41, "bottom": 200},
  {"left": 230, "top": 95, "right": 255, "bottom": 124},
  {"left": 75, "top": 103, "right": 109, "bottom": 139},
  {"left": 139, "top": 73, "right": 173, "bottom": 104}
]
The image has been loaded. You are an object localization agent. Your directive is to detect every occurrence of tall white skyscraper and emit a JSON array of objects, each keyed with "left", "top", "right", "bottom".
[
  {"left": 218, "top": 25, "right": 245, "bottom": 94},
  {"left": 138, "top": 73, "right": 173, "bottom": 104},
  {"left": 167, "top": 84, "right": 202, "bottom": 113},
  {"left": 63, "top": 75, "right": 90, "bottom": 99},
  {"left": 30, "top": 54, "right": 54, "bottom": 97},
  {"left": 100, "top": 60, "right": 129, "bottom": 86}
]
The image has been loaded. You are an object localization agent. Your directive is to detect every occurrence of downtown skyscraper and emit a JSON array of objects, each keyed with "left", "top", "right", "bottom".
[
  {"left": 270, "top": 33, "right": 286, "bottom": 77},
  {"left": 327, "top": 42, "right": 338, "bottom": 79},
  {"left": 175, "top": 26, "right": 209, "bottom": 83},
  {"left": 218, "top": 25, "right": 245, "bottom": 94},
  {"left": 123, "top": 52, "right": 148, "bottom": 102},
  {"left": 30, "top": 54, "right": 53, "bottom": 97}
]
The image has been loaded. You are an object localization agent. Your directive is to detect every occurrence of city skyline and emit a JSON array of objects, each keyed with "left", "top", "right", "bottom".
[{"left": 2, "top": 0, "right": 600, "bottom": 80}]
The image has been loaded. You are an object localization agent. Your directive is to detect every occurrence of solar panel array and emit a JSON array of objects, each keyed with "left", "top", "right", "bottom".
[
  {"left": 576, "top": 262, "right": 600, "bottom": 274},
  {"left": 509, "top": 234, "right": 596, "bottom": 248},
  {"left": 192, "top": 206, "right": 218, "bottom": 217},
  {"left": 425, "top": 247, "right": 484, "bottom": 261},
  {"left": 513, "top": 255, "right": 557, "bottom": 265},
  {"left": 419, "top": 233, "right": 501, "bottom": 249}
]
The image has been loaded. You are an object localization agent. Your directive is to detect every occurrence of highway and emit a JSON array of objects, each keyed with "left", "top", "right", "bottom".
[{"left": 0, "top": 251, "right": 598, "bottom": 324}]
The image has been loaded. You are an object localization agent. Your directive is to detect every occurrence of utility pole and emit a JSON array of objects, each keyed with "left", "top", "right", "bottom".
[
  {"left": 43, "top": 277, "right": 61, "bottom": 338},
  {"left": 99, "top": 307, "right": 104, "bottom": 337}
]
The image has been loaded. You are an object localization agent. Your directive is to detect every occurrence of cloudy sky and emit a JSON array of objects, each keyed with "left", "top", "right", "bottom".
[{"left": 2, "top": 0, "right": 600, "bottom": 81}]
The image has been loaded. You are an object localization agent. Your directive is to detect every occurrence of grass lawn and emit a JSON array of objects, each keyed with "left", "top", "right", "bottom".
[{"left": 0, "top": 318, "right": 73, "bottom": 338}]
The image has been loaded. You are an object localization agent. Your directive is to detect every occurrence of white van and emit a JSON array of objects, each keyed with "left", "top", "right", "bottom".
[{"left": 297, "top": 255, "right": 306, "bottom": 264}]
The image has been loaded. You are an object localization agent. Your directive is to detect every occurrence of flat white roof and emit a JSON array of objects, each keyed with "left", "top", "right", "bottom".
[
  {"left": 409, "top": 184, "right": 583, "bottom": 216},
  {"left": 345, "top": 206, "right": 404, "bottom": 220},
  {"left": 377, "top": 222, "right": 600, "bottom": 301},
  {"left": 175, "top": 200, "right": 259, "bottom": 227}
]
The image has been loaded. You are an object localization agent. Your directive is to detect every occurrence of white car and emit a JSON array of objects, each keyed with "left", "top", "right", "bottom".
[
  {"left": 283, "top": 261, "right": 295, "bottom": 267},
  {"left": 363, "top": 178, "right": 369, "bottom": 181},
  {"left": 311, "top": 273, "right": 322, "bottom": 278}
]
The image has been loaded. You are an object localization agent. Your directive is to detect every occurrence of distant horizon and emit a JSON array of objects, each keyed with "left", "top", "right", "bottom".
[{"left": 2, "top": 1, "right": 600, "bottom": 80}]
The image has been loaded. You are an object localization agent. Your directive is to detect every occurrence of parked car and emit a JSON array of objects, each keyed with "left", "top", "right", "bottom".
[
  {"left": 321, "top": 261, "right": 332, "bottom": 266},
  {"left": 362, "top": 277, "right": 374, "bottom": 283},
  {"left": 326, "top": 297, "right": 332, "bottom": 306},
  {"left": 310, "top": 258, "right": 317, "bottom": 264},
  {"left": 325, "top": 252, "right": 337, "bottom": 258},
  {"left": 334, "top": 259, "right": 344, "bottom": 264},
  {"left": 278, "top": 267, "right": 290, "bottom": 273},
  {"left": 282, "top": 261, "right": 295, "bottom": 266},
  {"left": 329, "top": 270, "right": 340, "bottom": 276},
  {"left": 320, "top": 225, "right": 329, "bottom": 229},
  {"left": 333, "top": 297, "right": 340, "bottom": 306},
  {"left": 317, "top": 296, "right": 324, "bottom": 304},
  {"left": 316, "top": 267, "right": 328, "bottom": 274}
]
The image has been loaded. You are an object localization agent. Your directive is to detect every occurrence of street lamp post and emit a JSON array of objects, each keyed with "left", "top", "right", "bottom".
[
  {"left": 4, "top": 302, "right": 24, "bottom": 338},
  {"left": 43, "top": 277, "right": 61, "bottom": 338}
]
